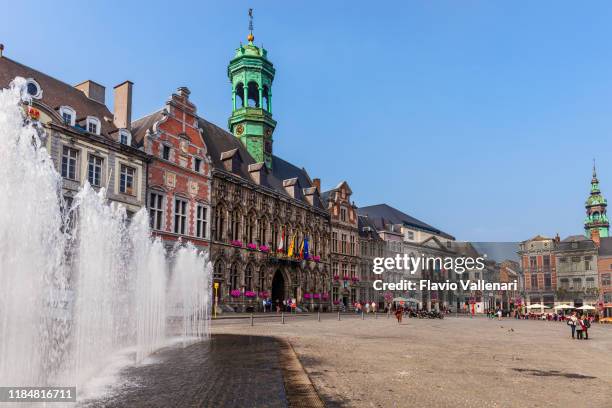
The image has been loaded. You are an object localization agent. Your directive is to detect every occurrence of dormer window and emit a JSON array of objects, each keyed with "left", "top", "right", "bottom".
[
  {"left": 25, "top": 78, "right": 42, "bottom": 99},
  {"left": 194, "top": 157, "right": 202, "bottom": 173},
  {"left": 119, "top": 129, "right": 131, "bottom": 146},
  {"left": 59, "top": 106, "right": 76, "bottom": 126},
  {"left": 86, "top": 116, "right": 101, "bottom": 135}
]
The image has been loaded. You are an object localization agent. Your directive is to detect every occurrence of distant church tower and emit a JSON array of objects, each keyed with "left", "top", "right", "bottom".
[
  {"left": 585, "top": 162, "right": 609, "bottom": 238},
  {"left": 228, "top": 9, "right": 277, "bottom": 169}
]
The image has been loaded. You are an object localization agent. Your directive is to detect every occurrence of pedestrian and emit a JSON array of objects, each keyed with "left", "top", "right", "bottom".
[
  {"left": 581, "top": 315, "right": 591, "bottom": 340},
  {"left": 371, "top": 301, "right": 376, "bottom": 313},
  {"left": 567, "top": 311, "right": 577, "bottom": 339},
  {"left": 365, "top": 302, "right": 370, "bottom": 314},
  {"left": 395, "top": 305, "right": 404, "bottom": 324},
  {"left": 262, "top": 298, "right": 267, "bottom": 313},
  {"left": 497, "top": 309, "right": 503, "bottom": 321},
  {"left": 575, "top": 313, "right": 584, "bottom": 340}
]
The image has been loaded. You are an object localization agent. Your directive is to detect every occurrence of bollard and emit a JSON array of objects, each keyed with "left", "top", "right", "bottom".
[
  {"left": 317, "top": 311, "right": 321, "bottom": 322},
  {"left": 338, "top": 311, "right": 341, "bottom": 321},
  {"left": 282, "top": 312, "right": 285, "bottom": 324},
  {"left": 251, "top": 313, "right": 254, "bottom": 326},
  {"left": 362, "top": 311, "right": 365, "bottom": 320}
]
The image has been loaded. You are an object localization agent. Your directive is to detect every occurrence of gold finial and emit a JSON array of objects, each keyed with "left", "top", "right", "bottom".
[{"left": 248, "top": 8, "right": 254, "bottom": 43}]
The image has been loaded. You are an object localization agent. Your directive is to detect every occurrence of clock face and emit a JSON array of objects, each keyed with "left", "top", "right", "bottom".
[{"left": 235, "top": 124, "right": 244, "bottom": 136}]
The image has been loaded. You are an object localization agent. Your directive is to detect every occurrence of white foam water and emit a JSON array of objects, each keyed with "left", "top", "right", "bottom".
[{"left": 0, "top": 78, "right": 212, "bottom": 398}]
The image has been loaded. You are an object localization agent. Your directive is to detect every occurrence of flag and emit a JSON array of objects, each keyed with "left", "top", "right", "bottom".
[
  {"left": 298, "top": 238, "right": 304, "bottom": 259},
  {"left": 303, "top": 237, "right": 309, "bottom": 260},
  {"left": 287, "top": 233, "right": 296, "bottom": 257},
  {"left": 277, "top": 227, "right": 285, "bottom": 253}
]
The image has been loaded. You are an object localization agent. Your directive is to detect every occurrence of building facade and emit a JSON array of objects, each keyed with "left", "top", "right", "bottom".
[
  {"left": 207, "top": 31, "right": 330, "bottom": 311},
  {"left": 518, "top": 235, "right": 557, "bottom": 307},
  {"left": 358, "top": 215, "right": 385, "bottom": 307},
  {"left": 132, "top": 87, "right": 212, "bottom": 253},
  {"left": 598, "top": 237, "right": 612, "bottom": 317},
  {"left": 0, "top": 57, "right": 147, "bottom": 216},
  {"left": 554, "top": 235, "right": 599, "bottom": 308},
  {"left": 322, "top": 182, "right": 361, "bottom": 309}
]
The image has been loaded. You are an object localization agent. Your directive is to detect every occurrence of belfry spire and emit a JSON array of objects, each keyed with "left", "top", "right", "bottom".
[
  {"left": 585, "top": 160, "right": 609, "bottom": 238},
  {"left": 248, "top": 8, "right": 254, "bottom": 43}
]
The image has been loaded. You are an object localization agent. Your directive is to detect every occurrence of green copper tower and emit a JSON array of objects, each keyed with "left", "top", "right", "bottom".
[
  {"left": 585, "top": 162, "right": 609, "bottom": 238},
  {"left": 228, "top": 9, "right": 276, "bottom": 169}
]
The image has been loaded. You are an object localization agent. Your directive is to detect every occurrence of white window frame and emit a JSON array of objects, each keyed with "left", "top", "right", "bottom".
[
  {"left": 119, "top": 129, "right": 132, "bottom": 146},
  {"left": 61, "top": 145, "right": 79, "bottom": 180},
  {"left": 174, "top": 197, "right": 188, "bottom": 235},
  {"left": 149, "top": 191, "right": 165, "bottom": 231},
  {"left": 86, "top": 116, "right": 101, "bottom": 135},
  {"left": 196, "top": 203, "right": 207, "bottom": 239},
  {"left": 119, "top": 164, "right": 136, "bottom": 195},
  {"left": 59, "top": 106, "right": 76, "bottom": 126},
  {"left": 25, "top": 78, "right": 43, "bottom": 99},
  {"left": 87, "top": 154, "right": 103, "bottom": 187}
]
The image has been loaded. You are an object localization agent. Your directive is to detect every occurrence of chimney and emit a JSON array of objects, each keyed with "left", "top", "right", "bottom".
[
  {"left": 312, "top": 178, "right": 321, "bottom": 192},
  {"left": 554, "top": 233, "right": 560, "bottom": 244},
  {"left": 0, "top": 44, "right": 4, "bottom": 58},
  {"left": 75, "top": 80, "right": 106, "bottom": 104},
  {"left": 591, "top": 229, "right": 601, "bottom": 247},
  {"left": 113, "top": 81, "right": 133, "bottom": 129}
]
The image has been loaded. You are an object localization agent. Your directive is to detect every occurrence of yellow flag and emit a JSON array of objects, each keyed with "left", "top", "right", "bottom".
[{"left": 287, "top": 234, "right": 296, "bottom": 257}]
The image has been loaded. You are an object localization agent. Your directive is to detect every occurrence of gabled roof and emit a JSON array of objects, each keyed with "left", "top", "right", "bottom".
[
  {"left": 357, "top": 203, "right": 454, "bottom": 240},
  {"left": 0, "top": 56, "right": 118, "bottom": 138},
  {"left": 555, "top": 235, "right": 596, "bottom": 251},
  {"left": 358, "top": 214, "right": 382, "bottom": 239},
  {"left": 131, "top": 110, "right": 325, "bottom": 210}
]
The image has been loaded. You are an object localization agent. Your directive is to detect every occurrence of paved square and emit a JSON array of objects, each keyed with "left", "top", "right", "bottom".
[{"left": 213, "top": 314, "right": 612, "bottom": 407}]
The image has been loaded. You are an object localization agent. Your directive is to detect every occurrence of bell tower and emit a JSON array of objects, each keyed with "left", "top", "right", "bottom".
[
  {"left": 585, "top": 161, "right": 609, "bottom": 238},
  {"left": 228, "top": 9, "right": 276, "bottom": 169}
]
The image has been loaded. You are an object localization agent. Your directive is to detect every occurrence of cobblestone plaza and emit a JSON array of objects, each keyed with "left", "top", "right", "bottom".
[{"left": 83, "top": 314, "right": 612, "bottom": 407}]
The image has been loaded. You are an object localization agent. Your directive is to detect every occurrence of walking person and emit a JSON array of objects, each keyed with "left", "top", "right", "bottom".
[
  {"left": 395, "top": 305, "right": 404, "bottom": 324},
  {"left": 497, "top": 309, "right": 503, "bottom": 321},
  {"left": 581, "top": 315, "right": 591, "bottom": 340},
  {"left": 567, "top": 311, "right": 578, "bottom": 339},
  {"left": 575, "top": 313, "right": 584, "bottom": 340}
]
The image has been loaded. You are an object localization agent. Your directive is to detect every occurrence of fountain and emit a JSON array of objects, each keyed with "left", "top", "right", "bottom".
[{"left": 0, "top": 78, "right": 212, "bottom": 395}]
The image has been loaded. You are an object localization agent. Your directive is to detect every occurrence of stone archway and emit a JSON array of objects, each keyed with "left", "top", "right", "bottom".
[{"left": 272, "top": 269, "right": 285, "bottom": 306}]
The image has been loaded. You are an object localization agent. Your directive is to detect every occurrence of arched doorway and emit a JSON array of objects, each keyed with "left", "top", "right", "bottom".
[{"left": 272, "top": 269, "right": 285, "bottom": 306}]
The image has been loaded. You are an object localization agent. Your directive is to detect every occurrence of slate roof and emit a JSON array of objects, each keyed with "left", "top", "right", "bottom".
[
  {"left": 555, "top": 235, "right": 596, "bottom": 251},
  {"left": 358, "top": 214, "right": 382, "bottom": 239},
  {"left": 599, "top": 237, "right": 612, "bottom": 256},
  {"left": 131, "top": 110, "right": 326, "bottom": 210},
  {"left": 0, "top": 56, "right": 118, "bottom": 138},
  {"left": 357, "top": 203, "right": 454, "bottom": 240}
]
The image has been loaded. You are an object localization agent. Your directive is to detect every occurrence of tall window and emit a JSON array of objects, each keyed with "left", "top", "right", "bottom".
[
  {"left": 61, "top": 146, "right": 78, "bottom": 180},
  {"left": 603, "top": 273, "right": 612, "bottom": 286},
  {"left": 149, "top": 192, "right": 164, "bottom": 230},
  {"left": 530, "top": 274, "right": 538, "bottom": 289},
  {"left": 230, "top": 265, "right": 239, "bottom": 291},
  {"left": 332, "top": 262, "right": 339, "bottom": 277},
  {"left": 162, "top": 145, "right": 170, "bottom": 160},
  {"left": 572, "top": 277, "right": 581, "bottom": 288},
  {"left": 586, "top": 277, "right": 595, "bottom": 288},
  {"left": 119, "top": 164, "right": 136, "bottom": 195},
  {"left": 194, "top": 158, "right": 202, "bottom": 173},
  {"left": 332, "top": 232, "right": 338, "bottom": 253},
  {"left": 174, "top": 198, "right": 187, "bottom": 235},
  {"left": 542, "top": 255, "right": 550, "bottom": 272},
  {"left": 529, "top": 256, "right": 537, "bottom": 272},
  {"left": 544, "top": 274, "right": 552, "bottom": 289},
  {"left": 350, "top": 235, "right": 355, "bottom": 255},
  {"left": 340, "top": 207, "right": 347, "bottom": 222},
  {"left": 341, "top": 234, "right": 347, "bottom": 254},
  {"left": 258, "top": 270, "right": 265, "bottom": 291},
  {"left": 245, "top": 267, "right": 253, "bottom": 291},
  {"left": 196, "top": 204, "right": 207, "bottom": 239},
  {"left": 87, "top": 155, "right": 103, "bottom": 187}
]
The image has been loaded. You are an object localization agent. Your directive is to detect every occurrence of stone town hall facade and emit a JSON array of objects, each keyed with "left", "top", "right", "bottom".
[{"left": 133, "top": 30, "right": 331, "bottom": 311}]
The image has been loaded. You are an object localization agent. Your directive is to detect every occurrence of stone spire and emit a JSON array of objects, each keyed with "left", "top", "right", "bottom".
[{"left": 585, "top": 160, "right": 609, "bottom": 238}]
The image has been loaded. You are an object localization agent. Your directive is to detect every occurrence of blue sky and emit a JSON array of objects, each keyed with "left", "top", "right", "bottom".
[{"left": 2, "top": 1, "right": 612, "bottom": 241}]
